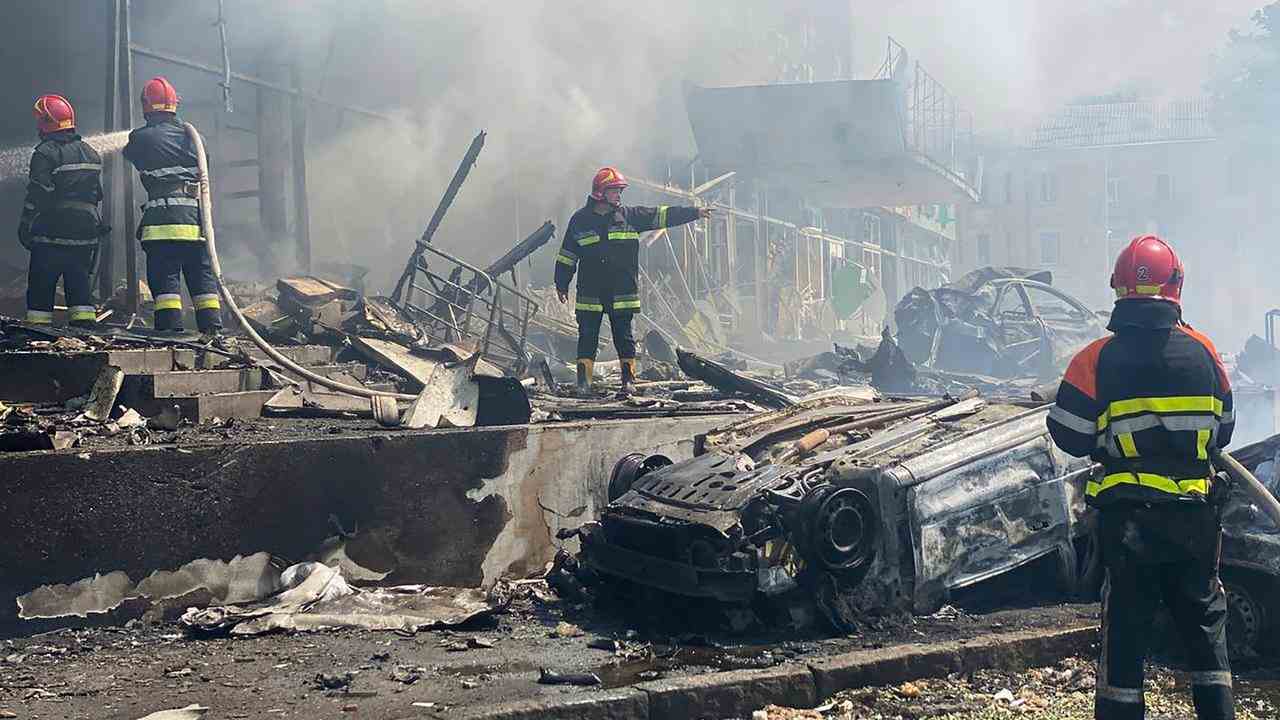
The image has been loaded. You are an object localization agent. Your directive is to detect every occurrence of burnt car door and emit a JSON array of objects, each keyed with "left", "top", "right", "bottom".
[{"left": 990, "top": 280, "right": 1105, "bottom": 378}]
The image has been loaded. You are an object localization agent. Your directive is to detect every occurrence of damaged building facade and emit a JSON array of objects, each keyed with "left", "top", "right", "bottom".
[{"left": 955, "top": 98, "right": 1280, "bottom": 350}]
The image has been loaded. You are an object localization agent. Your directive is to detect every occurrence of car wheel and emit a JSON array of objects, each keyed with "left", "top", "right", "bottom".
[
  {"left": 1222, "top": 571, "right": 1271, "bottom": 658},
  {"left": 1055, "top": 532, "right": 1102, "bottom": 601}
]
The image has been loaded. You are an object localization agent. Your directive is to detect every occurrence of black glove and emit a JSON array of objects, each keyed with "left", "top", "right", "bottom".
[
  {"left": 1209, "top": 469, "right": 1234, "bottom": 509},
  {"left": 17, "top": 224, "right": 33, "bottom": 251}
]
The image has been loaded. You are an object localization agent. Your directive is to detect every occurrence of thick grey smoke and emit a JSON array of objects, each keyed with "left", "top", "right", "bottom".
[
  {"left": 855, "top": 1, "right": 1261, "bottom": 128},
  {"left": 293, "top": 0, "right": 789, "bottom": 290}
]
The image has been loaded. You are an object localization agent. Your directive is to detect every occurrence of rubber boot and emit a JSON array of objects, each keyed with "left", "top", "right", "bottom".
[
  {"left": 618, "top": 358, "right": 637, "bottom": 398},
  {"left": 576, "top": 358, "right": 594, "bottom": 395}
]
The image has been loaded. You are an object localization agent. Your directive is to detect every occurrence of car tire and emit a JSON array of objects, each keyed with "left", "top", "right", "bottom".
[
  {"left": 1055, "top": 532, "right": 1103, "bottom": 602},
  {"left": 1222, "top": 570, "right": 1275, "bottom": 659}
]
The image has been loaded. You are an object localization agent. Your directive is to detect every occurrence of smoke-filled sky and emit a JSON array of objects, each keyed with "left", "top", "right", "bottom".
[
  {"left": 75, "top": 1, "right": 1271, "bottom": 291},
  {"left": 290, "top": 0, "right": 1267, "bottom": 288},
  {"left": 856, "top": 1, "right": 1262, "bottom": 130}
]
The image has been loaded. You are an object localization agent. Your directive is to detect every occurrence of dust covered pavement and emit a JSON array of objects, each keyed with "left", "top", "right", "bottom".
[
  {"left": 753, "top": 657, "right": 1280, "bottom": 720},
  {"left": 0, "top": 577, "right": 1098, "bottom": 719}
]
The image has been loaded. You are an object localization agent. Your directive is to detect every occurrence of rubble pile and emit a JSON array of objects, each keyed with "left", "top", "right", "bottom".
[{"left": 754, "top": 657, "right": 1280, "bottom": 720}]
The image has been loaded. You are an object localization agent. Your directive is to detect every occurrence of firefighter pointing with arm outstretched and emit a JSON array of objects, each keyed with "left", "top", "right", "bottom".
[
  {"left": 554, "top": 167, "right": 711, "bottom": 393},
  {"left": 1046, "top": 235, "right": 1235, "bottom": 720}
]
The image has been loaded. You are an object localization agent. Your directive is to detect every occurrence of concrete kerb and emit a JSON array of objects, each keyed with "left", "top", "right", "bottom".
[{"left": 460, "top": 625, "right": 1099, "bottom": 720}]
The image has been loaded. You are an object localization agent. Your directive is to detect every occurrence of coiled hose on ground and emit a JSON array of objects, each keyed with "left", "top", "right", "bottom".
[{"left": 185, "top": 122, "right": 414, "bottom": 401}]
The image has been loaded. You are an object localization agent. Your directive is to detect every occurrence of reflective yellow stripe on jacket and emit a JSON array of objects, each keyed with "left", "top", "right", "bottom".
[
  {"left": 1087, "top": 392, "right": 1224, "bottom": 500},
  {"left": 141, "top": 224, "right": 202, "bottom": 241},
  {"left": 1087, "top": 473, "right": 1209, "bottom": 498}
]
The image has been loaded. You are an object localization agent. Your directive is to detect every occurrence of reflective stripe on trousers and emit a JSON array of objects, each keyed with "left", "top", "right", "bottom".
[
  {"left": 68, "top": 305, "right": 97, "bottom": 322},
  {"left": 193, "top": 293, "right": 221, "bottom": 310},
  {"left": 154, "top": 293, "right": 182, "bottom": 310},
  {"left": 25, "top": 309, "right": 53, "bottom": 324}
]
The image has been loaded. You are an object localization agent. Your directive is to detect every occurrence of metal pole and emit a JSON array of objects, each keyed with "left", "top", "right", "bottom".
[
  {"left": 130, "top": 44, "right": 394, "bottom": 122},
  {"left": 290, "top": 63, "right": 311, "bottom": 273},
  {"left": 121, "top": 0, "right": 138, "bottom": 315},
  {"left": 216, "top": 0, "right": 233, "bottom": 113},
  {"left": 99, "top": 0, "right": 121, "bottom": 303}
]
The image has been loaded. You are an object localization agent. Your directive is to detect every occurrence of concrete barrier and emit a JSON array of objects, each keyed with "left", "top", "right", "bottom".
[{"left": 0, "top": 416, "right": 729, "bottom": 636}]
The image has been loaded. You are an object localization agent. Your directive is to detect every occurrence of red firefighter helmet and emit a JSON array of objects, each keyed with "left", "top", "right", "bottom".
[
  {"left": 141, "top": 76, "right": 179, "bottom": 114},
  {"left": 1110, "top": 234, "right": 1184, "bottom": 305},
  {"left": 590, "top": 166, "right": 628, "bottom": 202},
  {"left": 32, "top": 94, "right": 75, "bottom": 135}
]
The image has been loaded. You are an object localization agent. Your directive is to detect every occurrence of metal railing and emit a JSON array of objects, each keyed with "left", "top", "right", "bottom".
[
  {"left": 401, "top": 244, "right": 540, "bottom": 375},
  {"left": 876, "top": 37, "right": 974, "bottom": 186}
]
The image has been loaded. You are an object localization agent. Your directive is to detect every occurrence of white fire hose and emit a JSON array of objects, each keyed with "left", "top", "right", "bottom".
[{"left": 185, "top": 122, "right": 414, "bottom": 401}]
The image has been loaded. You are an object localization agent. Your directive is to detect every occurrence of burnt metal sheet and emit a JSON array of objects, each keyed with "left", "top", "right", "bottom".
[
  {"left": 700, "top": 390, "right": 880, "bottom": 454},
  {"left": 676, "top": 349, "right": 795, "bottom": 409}
]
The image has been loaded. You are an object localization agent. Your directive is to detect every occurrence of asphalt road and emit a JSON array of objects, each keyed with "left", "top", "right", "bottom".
[{"left": 0, "top": 582, "right": 1099, "bottom": 720}]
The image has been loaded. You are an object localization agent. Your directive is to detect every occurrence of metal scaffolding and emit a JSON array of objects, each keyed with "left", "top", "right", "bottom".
[{"left": 629, "top": 177, "right": 950, "bottom": 342}]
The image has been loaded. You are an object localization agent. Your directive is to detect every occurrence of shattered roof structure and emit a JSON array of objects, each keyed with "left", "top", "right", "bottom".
[{"left": 1028, "top": 98, "right": 1215, "bottom": 150}]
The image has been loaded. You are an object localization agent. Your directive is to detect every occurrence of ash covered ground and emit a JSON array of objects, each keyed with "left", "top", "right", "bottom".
[{"left": 1, "top": 565, "right": 1098, "bottom": 719}]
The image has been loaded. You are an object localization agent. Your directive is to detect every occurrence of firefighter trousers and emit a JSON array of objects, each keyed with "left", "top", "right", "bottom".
[
  {"left": 26, "top": 244, "right": 96, "bottom": 326},
  {"left": 576, "top": 308, "right": 635, "bottom": 361},
  {"left": 1096, "top": 501, "right": 1233, "bottom": 720},
  {"left": 143, "top": 241, "right": 222, "bottom": 333}
]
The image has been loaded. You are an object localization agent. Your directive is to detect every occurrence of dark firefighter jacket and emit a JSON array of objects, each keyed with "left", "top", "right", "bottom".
[
  {"left": 19, "top": 131, "right": 103, "bottom": 247},
  {"left": 554, "top": 198, "right": 700, "bottom": 313},
  {"left": 1046, "top": 299, "right": 1234, "bottom": 505},
  {"left": 122, "top": 116, "right": 202, "bottom": 242}
]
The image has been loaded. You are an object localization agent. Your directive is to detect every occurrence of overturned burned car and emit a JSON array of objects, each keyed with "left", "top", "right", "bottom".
[
  {"left": 571, "top": 388, "right": 1280, "bottom": 653},
  {"left": 894, "top": 268, "right": 1105, "bottom": 380},
  {"left": 572, "top": 392, "right": 1099, "bottom": 629}
]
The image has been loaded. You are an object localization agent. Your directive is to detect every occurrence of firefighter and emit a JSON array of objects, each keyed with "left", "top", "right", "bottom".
[
  {"left": 554, "top": 167, "right": 711, "bottom": 392},
  {"left": 19, "top": 94, "right": 104, "bottom": 327},
  {"left": 122, "top": 76, "right": 222, "bottom": 335},
  {"left": 1047, "top": 235, "right": 1235, "bottom": 720}
]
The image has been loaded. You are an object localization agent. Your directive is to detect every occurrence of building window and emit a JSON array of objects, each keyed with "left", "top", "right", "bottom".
[
  {"left": 1039, "top": 173, "right": 1058, "bottom": 203},
  {"left": 862, "top": 213, "right": 881, "bottom": 246},
  {"left": 1155, "top": 174, "right": 1173, "bottom": 202},
  {"left": 1039, "top": 232, "right": 1060, "bottom": 266},
  {"left": 977, "top": 234, "right": 991, "bottom": 265},
  {"left": 1003, "top": 171, "right": 1013, "bottom": 204}
]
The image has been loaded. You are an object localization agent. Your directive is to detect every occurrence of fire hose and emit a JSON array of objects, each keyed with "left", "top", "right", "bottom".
[
  {"left": 186, "top": 122, "right": 414, "bottom": 402},
  {"left": 1032, "top": 382, "right": 1280, "bottom": 528}
]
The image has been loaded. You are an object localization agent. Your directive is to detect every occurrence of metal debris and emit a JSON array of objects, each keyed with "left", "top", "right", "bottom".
[
  {"left": 536, "top": 668, "right": 601, "bottom": 686},
  {"left": 676, "top": 348, "right": 795, "bottom": 409},
  {"left": 134, "top": 706, "right": 209, "bottom": 720}
]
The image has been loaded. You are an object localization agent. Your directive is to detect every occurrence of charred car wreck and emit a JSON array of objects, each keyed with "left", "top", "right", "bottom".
[
  {"left": 570, "top": 387, "right": 1280, "bottom": 654},
  {"left": 570, "top": 392, "right": 1098, "bottom": 629},
  {"left": 894, "top": 268, "right": 1105, "bottom": 381}
]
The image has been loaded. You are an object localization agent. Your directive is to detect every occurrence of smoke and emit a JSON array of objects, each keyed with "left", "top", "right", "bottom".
[
  {"left": 295, "top": 0, "right": 782, "bottom": 291},
  {"left": 855, "top": 1, "right": 1261, "bottom": 131},
  {"left": 121, "top": 0, "right": 1279, "bottom": 347},
  {"left": 0, "top": 131, "right": 132, "bottom": 185}
]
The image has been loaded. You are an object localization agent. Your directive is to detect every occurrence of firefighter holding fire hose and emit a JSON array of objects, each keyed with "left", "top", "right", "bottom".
[
  {"left": 122, "top": 76, "right": 222, "bottom": 336},
  {"left": 1047, "top": 235, "right": 1236, "bottom": 720},
  {"left": 20, "top": 94, "right": 106, "bottom": 327}
]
